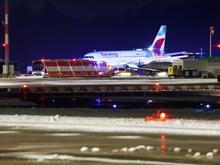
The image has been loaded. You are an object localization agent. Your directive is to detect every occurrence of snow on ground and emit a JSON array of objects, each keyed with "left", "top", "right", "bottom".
[
  {"left": 0, "top": 115, "right": 220, "bottom": 136},
  {"left": 46, "top": 133, "right": 82, "bottom": 137},
  {"left": 0, "top": 153, "right": 199, "bottom": 165},
  {"left": 108, "top": 136, "right": 143, "bottom": 139},
  {"left": 0, "top": 130, "right": 20, "bottom": 134}
]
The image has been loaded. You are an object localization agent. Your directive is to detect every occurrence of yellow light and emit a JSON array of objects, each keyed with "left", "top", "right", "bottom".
[
  {"left": 108, "top": 66, "right": 112, "bottom": 70},
  {"left": 160, "top": 112, "right": 167, "bottom": 121}
]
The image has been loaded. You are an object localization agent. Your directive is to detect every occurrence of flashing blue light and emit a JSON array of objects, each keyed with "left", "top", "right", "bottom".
[
  {"left": 94, "top": 98, "right": 102, "bottom": 106},
  {"left": 147, "top": 100, "right": 153, "bottom": 104},
  {"left": 112, "top": 104, "right": 117, "bottom": 109},
  {"left": 96, "top": 99, "right": 101, "bottom": 103},
  {"left": 206, "top": 104, "right": 210, "bottom": 109}
]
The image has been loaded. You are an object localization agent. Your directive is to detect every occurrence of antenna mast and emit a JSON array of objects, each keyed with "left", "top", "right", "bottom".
[{"left": 4, "top": 0, "right": 9, "bottom": 77}]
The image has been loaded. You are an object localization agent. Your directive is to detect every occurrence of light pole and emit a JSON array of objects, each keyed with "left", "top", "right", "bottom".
[
  {"left": 200, "top": 48, "right": 203, "bottom": 58},
  {"left": 209, "top": 26, "right": 215, "bottom": 58},
  {"left": 210, "top": 31, "right": 212, "bottom": 58},
  {"left": 4, "top": 0, "right": 9, "bottom": 77}
]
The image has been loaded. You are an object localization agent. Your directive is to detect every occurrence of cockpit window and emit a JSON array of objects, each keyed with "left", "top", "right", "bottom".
[{"left": 84, "top": 56, "right": 94, "bottom": 59}]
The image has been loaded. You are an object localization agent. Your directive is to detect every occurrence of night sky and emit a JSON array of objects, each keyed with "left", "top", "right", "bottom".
[{"left": 0, "top": 0, "right": 219, "bottom": 72}]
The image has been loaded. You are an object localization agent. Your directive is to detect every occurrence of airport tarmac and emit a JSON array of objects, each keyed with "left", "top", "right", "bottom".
[
  {"left": 0, "top": 125, "right": 219, "bottom": 165},
  {"left": 0, "top": 106, "right": 220, "bottom": 165},
  {"left": 0, "top": 77, "right": 218, "bottom": 87},
  {"left": 0, "top": 78, "right": 219, "bottom": 164}
]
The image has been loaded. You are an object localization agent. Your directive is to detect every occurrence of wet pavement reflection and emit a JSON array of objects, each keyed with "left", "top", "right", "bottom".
[{"left": 0, "top": 127, "right": 219, "bottom": 165}]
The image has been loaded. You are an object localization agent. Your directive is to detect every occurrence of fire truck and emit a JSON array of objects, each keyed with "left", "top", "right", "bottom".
[{"left": 32, "top": 59, "right": 111, "bottom": 78}]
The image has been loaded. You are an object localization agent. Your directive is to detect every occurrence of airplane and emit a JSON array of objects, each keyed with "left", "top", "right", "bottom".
[{"left": 82, "top": 25, "right": 196, "bottom": 71}]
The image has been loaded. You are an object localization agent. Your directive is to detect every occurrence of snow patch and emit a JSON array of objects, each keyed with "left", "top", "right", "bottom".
[
  {"left": 187, "top": 148, "right": 192, "bottom": 153},
  {"left": 193, "top": 152, "right": 201, "bottom": 159},
  {"left": 48, "top": 133, "right": 81, "bottom": 137},
  {"left": 146, "top": 146, "right": 154, "bottom": 151},
  {"left": 0, "top": 153, "right": 200, "bottom": 165},
  {"left": 213, "top": 149, "right": 218, "bottom": 155},
  {"left": 206, "top": 152, "right": 214, "bottom": 159},
  {"left": 128, "top": 145, "right": 147, "bottom": 152},
  {"left": 136, "top": 145, "right": 147, "bottom": 150},
  {"left": 173, "top": 147, "right": 181, "bottom": 153},
  {"left": 48, "top": 114, "right": 60, "bottom": 122},
  {"left": 112, "top": 149, "right": 119, "bottom": 153},
  {"left": 80, "top": 146, "right": 100, "bottom": 153},
  {"left": 120, "top": 147, "right": 128, "bottom": 152},
  {"left": 91, "top": 147, "right": 100, "bottom": 153},
  {"left": 80, "top": 147, "right": 88, "bottom": 152},
  {"left": 0, "top": 131, "right": 20, "bottom": 134},
  {"left": 128, "top": 147, "right": 137, "bottom": 152},
  {"left": 108, "top": 136, "right": 143, "bottom": 139}
]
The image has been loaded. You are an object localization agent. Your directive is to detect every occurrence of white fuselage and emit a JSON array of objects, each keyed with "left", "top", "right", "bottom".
[{"left": 83, "top": 50, "right": 154, "bottom": 67}]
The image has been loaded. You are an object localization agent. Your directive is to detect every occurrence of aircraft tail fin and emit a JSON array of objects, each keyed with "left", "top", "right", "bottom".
[{"left": 149, "top": 25, "right": 166, "bottom": 55}]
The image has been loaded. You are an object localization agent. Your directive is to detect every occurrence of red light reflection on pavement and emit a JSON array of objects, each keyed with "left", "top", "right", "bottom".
[{"left": 161, "top": 135, "right": 166, "bottom": 155}]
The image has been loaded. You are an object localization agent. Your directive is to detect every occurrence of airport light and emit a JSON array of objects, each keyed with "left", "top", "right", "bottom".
[
  {"left": 112, "top": 104, "right": 117, "bottom": 109},
  {"left": 22, "top": 84, "right": 28, "bottom": 88},
  {"left": 210, "top": 26, "right": 215, "bottom": 58},
  {"left": 96, "top": 98, "right": 101, "bottom": 103},
  {"left": 205, "top": 104, "right": 211, "bottom": 109},
  {"left": 144, "top": 111, "right": 168, "bottom": 122},
  {"left": 155, "top": 82, "right": 160, "bottom": 87},
  {"left": 146, "top": 99, "right": 153, "bottom": 104},
  {"left": 21, "top": 84, "right": 29, "bottom": 94},
  {"left": 159, "top": 112, "right": 167, "bottom": 121}
]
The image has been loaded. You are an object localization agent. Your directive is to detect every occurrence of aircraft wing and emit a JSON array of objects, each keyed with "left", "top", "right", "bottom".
[
  {"left": 163, "top": 51, "right": 199, "bottom": 57},
  {"left": 124, "top": 63, "right": 158, "bottom": 72},
  {"left": 128, "top": 67, "right": 158, "bottom": 72}
]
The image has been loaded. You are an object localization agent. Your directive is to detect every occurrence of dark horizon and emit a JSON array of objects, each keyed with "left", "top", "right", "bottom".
[{"left": 0, "top": 0, "right": 219, "bottom": 72}]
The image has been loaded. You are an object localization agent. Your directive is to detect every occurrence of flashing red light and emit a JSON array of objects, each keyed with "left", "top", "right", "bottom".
[
  {"left": 145, "top": 111, "right": 169, "bottom": 122},
  {"left": 144, "top": 116, "right": 156, "bottom": 122},
  {"left": 2, "top": 43, "right": 6, "bottom": 47},
  {"left": 217, "top": 44, "right": 220, "bottom": 49},
  {"left": 41, "top": 59, "right": 45, "bottom": 63},
  {"left": 21, "top": 84, "right": 29, "bottom": 93},
  {"left": 216, "top": 101, "right": 220, "bottom": 104},
  {"left": 21, "top": 84, "right": 30, "bottom": 95},
  {"left": 155, "top": 82, "right": 160, "bottom": 87},
  {"left": 22, "top": 84, "right": 28, "bottom": 88},
  {"left": 40, "top": 96, "right": 45, "bottom": 101},
  {"left": 160, "top": 112, "right": 167, "bottom": 121}
]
